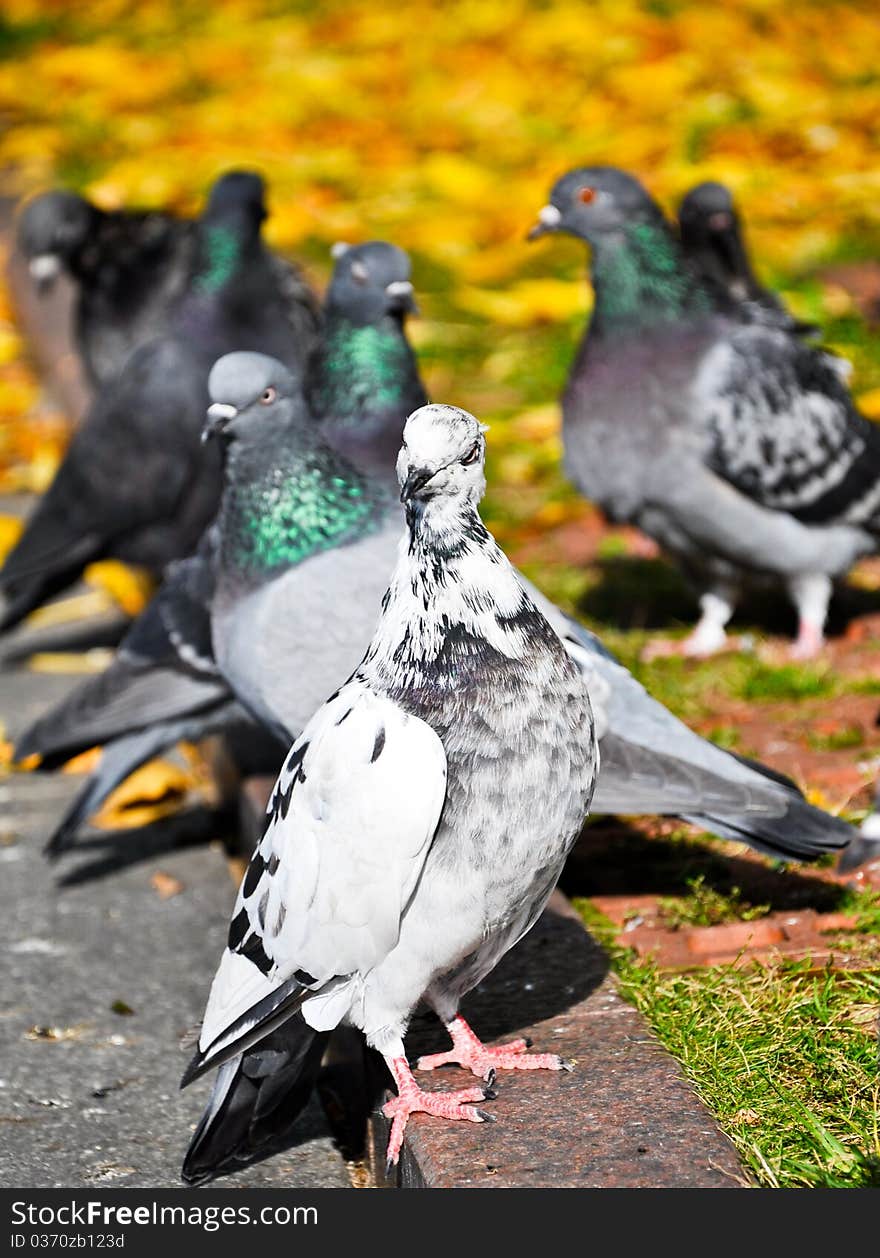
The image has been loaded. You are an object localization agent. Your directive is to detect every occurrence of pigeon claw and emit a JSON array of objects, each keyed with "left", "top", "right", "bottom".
[
  {"left": 416, "top": 1015, "right": 569, "bottom": 1080},
  {"left": 382, "top": 1081, "right": 495, "bottom": 1167}
]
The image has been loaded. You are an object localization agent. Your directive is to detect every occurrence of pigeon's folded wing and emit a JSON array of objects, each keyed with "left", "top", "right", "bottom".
[
  {"left": 14, "top": 555, "right": 226, "bottom": 766},
  {"left": 185, "top": 682, "right": 447, "bottom": 1080},
  {"left": 697, "top": 324, "right": 880, "bottom": 530},
  {"left": 155, "top": 537, "right": 220, "bottom": 678}
]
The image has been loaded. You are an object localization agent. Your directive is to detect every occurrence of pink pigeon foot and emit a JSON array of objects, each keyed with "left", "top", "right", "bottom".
[
  {"left": 416, "top": 1014, "right": 572, "bottom": 1081},
  {"left": 790, "top": 620, "right": 825, "bottom": 661},
  {"left": 382, "top": 1055, "right": 495, "bottom": 1167}
]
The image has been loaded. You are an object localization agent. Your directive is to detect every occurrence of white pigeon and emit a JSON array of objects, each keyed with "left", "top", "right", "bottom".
[{"left": 180, "top": 403, "right": 598, "bottom": 1179}]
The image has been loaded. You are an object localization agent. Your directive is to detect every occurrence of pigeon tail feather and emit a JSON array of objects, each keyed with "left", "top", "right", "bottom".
[{"left": 181, "top": 1019, "right": 329, "bottom": 1186}]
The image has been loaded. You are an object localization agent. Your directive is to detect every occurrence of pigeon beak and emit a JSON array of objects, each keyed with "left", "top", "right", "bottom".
[
  {"left": 202, "top": 402, "right": 238, "bottom": 443},
  {"left": 385, "top": 279, "right": 418, "bottom": 315},
  {"left": 526, "top": 204, "right": 562, "bottom": 241},
  {"left": 29, "top": 254, "right": 61, "bottom": 290},
  {"left": 400, "top": 467, "right": 434, "bottom": 503}
]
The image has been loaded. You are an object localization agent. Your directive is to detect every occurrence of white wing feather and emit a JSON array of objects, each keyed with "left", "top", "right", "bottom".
[{"left": 197, "top": 679, "right": 447, "bottom": 1053}]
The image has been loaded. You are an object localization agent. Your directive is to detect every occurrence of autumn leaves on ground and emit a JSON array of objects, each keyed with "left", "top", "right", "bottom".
[{"left": 0, "top": 0, "right": 878, "bottom": 1186}]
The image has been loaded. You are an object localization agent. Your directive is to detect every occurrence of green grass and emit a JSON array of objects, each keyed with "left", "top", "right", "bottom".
[
  {"left": 574, "top": 896, "right": 880, "bottom": 1187},
  {"left": 807, "top": 724, "right": 866, "bottom": 753},
  {"left": 657, "top": 875, "right": 770, "bottom": 928}
]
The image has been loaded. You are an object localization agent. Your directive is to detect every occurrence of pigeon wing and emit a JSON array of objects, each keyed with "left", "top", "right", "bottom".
[
  {"left": 697, "top": 324, "right": 880, "bottom": 530},
  {"left": 186, "top": 680, "right": 447, "bottom": 1079}
]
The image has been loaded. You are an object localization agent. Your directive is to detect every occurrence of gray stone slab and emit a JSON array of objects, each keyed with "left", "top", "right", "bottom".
[{"left": 0, "top": 673, "right": 351, "bottom": 1190}]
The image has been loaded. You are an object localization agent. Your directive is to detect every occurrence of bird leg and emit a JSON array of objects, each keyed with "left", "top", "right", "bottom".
[
  {"left": 641, "top": 588, "right": 736, "bottom": 661},
  {"left": 787, "top": 574, "right": 831, "bottom": 661},
  {"left": 381, "top": 1053, "right": 495, "bottom": 1168},
  {"left": 416, "top": 1013, "right": 572, "bottom": 1080}
]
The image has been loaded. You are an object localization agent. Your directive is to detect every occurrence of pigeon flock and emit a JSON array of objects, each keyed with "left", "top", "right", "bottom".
[{"left": 4, "top": 165, "right": 880, "bottom": 1182}]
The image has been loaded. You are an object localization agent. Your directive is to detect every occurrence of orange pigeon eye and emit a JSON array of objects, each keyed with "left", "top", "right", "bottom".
[
  {"left": 260, "top": 387, "right": 277, "bottom": 405},
  {"left": 578, "top": 186, "right": 597, "bottom": 204}
]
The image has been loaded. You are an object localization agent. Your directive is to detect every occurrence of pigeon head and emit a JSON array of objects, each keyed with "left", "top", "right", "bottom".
[
  {"left": 17, "top": 190, "right": 97, "bottom": 289},
  {"left": 397, "top": 404, "right": 488, "bottom": 506},
  {"left": 204, "top": 170, "right": 268, "bottom": 225},
  {"left": 528, "top": 166, "right": 667, "bottom": 244},
  {"left": 326, "top": 241, "right": 418, "bottom": 325},
  {"left": 678, "top": 181, "right": 738, "bottom": 240},
  {"left": 677, "top": 181, "right": 753, "bottom": 293},
  {"left": 204, "top": 351, "right": 299, "bottom": 444}
]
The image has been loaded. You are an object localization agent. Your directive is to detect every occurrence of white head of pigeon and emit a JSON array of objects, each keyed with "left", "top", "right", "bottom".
[
  {"left": 181, "top": 401, "right": 598, "bottom": 1181},
  {"left": 397, "top": 403, "right": 488, "bottom": 509}
]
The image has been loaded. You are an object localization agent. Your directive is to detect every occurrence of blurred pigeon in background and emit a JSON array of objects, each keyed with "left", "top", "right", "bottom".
[
  {"left": 307, "top": 240, "right": 427, "bottom": 480},
  {"left": 0, "top": 171, "right": 312, "bottom": 634},
  {"left": 21, "top": 352, "right": 863, "bottom": 871},
  {"left": 529, "top": 165, "right": 877, "bottom": 660},
  {"left": 13, "top": 233, "right": 429, "bottom": 846},
  {"left": 677, "top": 180, "right": 818, "bottom": 335},
  {"left": 16, "top": 182, "right": 320, "bottom": 389},
  {"left": 678, "top": 180, "right": 851, "bottom": 382},
  {"left": 179, "top": 402, "right": 599, "bottom": 1182}
]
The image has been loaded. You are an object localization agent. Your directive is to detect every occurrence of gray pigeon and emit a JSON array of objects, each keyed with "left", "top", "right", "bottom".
[
  {"left": 306, "top": 240, "right": 427, "bottom": 479},
  {"left": 16, "top": 181, "right": 320, "bottom": 389},
  {"left": 179, "top": 402, "right": 599, "bottom": 1181},
  {"left": 0, "top": 171, "right": 310, "bottom": 633},
  {"left": 20, "top": 352, "right": 863, "bottom": 871},
  {"left": 529, "top": 165, "right": 878, "bottom": 659}
]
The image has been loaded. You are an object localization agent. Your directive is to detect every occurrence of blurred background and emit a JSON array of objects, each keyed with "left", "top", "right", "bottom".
[
  {"left": 0, "top": 0, "right": 879, "bottom": 1192},
  {"left": 2, "top": 0, "right": 880, "bottom": 589}
]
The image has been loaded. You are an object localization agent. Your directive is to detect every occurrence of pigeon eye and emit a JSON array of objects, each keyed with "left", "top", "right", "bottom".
[
  {"left": 350, "top": 260, "right": 369, "bottom": 285},
  {"left": 260, "top": 387, "right": 276, "bottom": 405},
  {"left": 577, "top": 186, "right": 597, "bottom": 205},
  {"left": 461, "top": 442, "right": 480, "bottom": 466}
]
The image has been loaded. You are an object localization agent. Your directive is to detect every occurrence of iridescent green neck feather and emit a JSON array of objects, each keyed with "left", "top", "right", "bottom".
[
  {"left": 224, "top": 448, "right": 385, "bottom": 579},
  {"left": 193, "top": 224, "right": 242, "bottom": 295},
  {"left": 590, "top": 221, "right": 710, "bottom": 334},
  {"left": 313, "top": 315, "right": 415, "bottom": 425}
]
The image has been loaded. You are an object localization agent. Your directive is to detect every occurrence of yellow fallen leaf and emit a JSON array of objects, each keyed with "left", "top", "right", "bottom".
[
  {"left": 510, "top": 404, "right": 561, "bottom": 442},
  {"left": 92, "top": 757, "right": 196, "bottom": 831},
  {"left": 28, "top": 649, "right": 115, "bottom": 674},
  {"left": 0, "top": 514, "right": 23, "bottom": 563},
  {"left": 25, "top": 591, "right": 115, "bottom": 628},
  {"left": 84, "top": 561, "right": 154, "bottom": 617},
  {"left": 821, "top": 283, "right": 855, "bottom": 317},
  {"left": 456, "top": 278, "right": 587, "bottom": 328},
  {"left": 857, "top": 388, "right": 880, "bottom": 420},
  {"left": 0, "top": 326, "right": 24, "bottom": 366},
  {"left": 150, "top": 870, "right": 184, "bottom": 899},
  {"left": 62, "top": 746, "right": 102, "bottom": 775}
]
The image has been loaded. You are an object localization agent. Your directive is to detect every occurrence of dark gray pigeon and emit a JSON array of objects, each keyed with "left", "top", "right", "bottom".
[
  {"left": 529, "top": 165, "right": 878, "bottom": 659},
  {"left": 306, "top": 239, "right": 427, "bottom": 479},
  {"left": 20, "top": 352, "right": 864, "bottom": 872},
  {"left": 0, "top": 171, "right": 311, "bottom": 634},
  {"left": 16, "top": 182, "right": 320, "bottom": 389},
  {"left": 677, "top": 181, "right": 818, "bottom": 336},
  {"left": 15, "top": 233, "right": 431, "bottom": 851},
  {"left": 180, "top": 402, "right": 599, "bottom": 1182}
]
